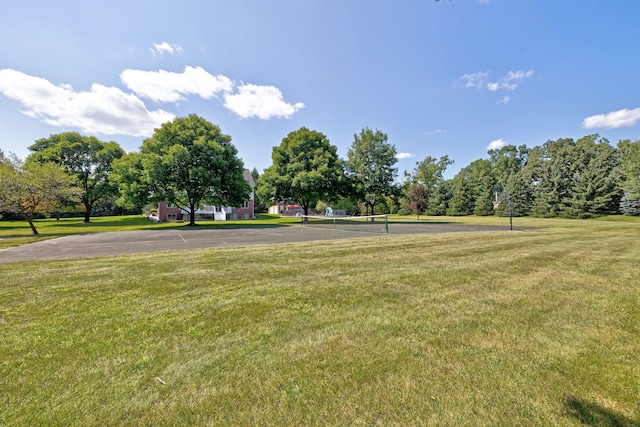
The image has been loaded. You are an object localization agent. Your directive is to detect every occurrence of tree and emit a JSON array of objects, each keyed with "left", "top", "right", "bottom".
[
  {"left": 494, "top": 172, "right": 531, "bottom": 217},
  {"left": 405, "top": 185, "right": 429, "bottom": 219},
  {"left": 618, "top": 139, "right": 640, "bottom": 200},
  {"left": 405, "top": 155, "right": 453, "bottom": 190},
  {"left": 525, "top": 136, "right": 621, "bottom": 218},
  {"left": 111, "top": 152, "right": 151, "bottom": 212},
  {"left": 250, "top": 167, "right": 268, "bottom": 213},
  {"left": 563, "top": 135, "right": 621, "bottom": 217},
  {"left": 0, "top": 157, "right": 79, "bottom": 234},
  {"left": 489, "top": 144, "right": 532, "bottom": 215},
  {"left": 620, "top": 192, "right": 640, "bottom": 216},
  {"left": 137, "top": 114, "right": 249, "bottom": 227},
  {"left": 525, "top": 138, "right": 576, "bottom": 217},
  {"left": 28, "top": 132, "right": 124, "bottom": 223},
  {"left": 447, "top": 176, "right": 473, "bottom": 215},
  {"left": 428, "top": 179, "right": 453, "bottom": 215},
  {"left": 346, "top": 127, "right": 398, "bottom": 215},
  {"left": 447, "top": 159, "right": 494, "bottom": 215},
  {"left": 258, "top": 127, "right": 345, "bottom": 216}
]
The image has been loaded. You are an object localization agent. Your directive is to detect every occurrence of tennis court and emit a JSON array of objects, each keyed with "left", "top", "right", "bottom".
[{"left": 0, "top": 220, "right": 513, "bottom": 263}]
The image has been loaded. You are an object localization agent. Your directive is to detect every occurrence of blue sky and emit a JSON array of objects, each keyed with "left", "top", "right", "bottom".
[{"left": 2, "top": 0, "right": 640, "bottom": 179}]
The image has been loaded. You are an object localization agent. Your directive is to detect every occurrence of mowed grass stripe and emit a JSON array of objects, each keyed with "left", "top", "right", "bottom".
[{"left": 1, "top": 221, "right": 639, "bottom": 426}]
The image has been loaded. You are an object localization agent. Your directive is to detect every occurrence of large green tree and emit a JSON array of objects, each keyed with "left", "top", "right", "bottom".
[
  {"left": 111, "top": 152, "right": 151, "bottom": 212},
  {"left": 405, "top": 155, "right": 453, "bottom": 190},
  {"left": 447, "top": 175, "right": 473, "bottom": 216},
  {"left": 346, "top": 127, "right": 398, "bottom": 215},
  {"left": 27, "top": 132, "right": 124, "bottom": 223},
  {"left": 563, "top": 135, "right": 621, "bottom": 217},
  {"left": 489, "top": 144, "right": 532, "bottom": 216},
  {"left": 618, "top": 139, "right": 640, "bottom": 200},
  {"left": 525, "top": 135, "right": 620, "bottom": 218},
  {"left": 0, "top": 157, "right": 79, "bottom": 234},
  {"left": 448, "top": 159, "right": 494, "bottom": 216},
  {"left": 258, "top": 127, "right": 346, "bottom": 216},
  {"left": 137, "top": 114, "right": 250, "bottom": 226}
]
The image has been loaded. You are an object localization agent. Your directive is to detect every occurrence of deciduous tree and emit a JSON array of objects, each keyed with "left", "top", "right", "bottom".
[
  {"left": 0, "top": 157, "right": 79, "bottom": 234},
  {"left": 405, "top": 185, "right": 429, "bottom": 219},
  {"left": 138, "top": 114, "right": 250, "bottom": 226},
  {"left": 346, "top": 127, "right": 398, "bottom": 215},
  {"left": 258, "top": 127, "right": 346, "bottom": 216},
  {"left": 28, "top": 132, "right": 124, "bottom": 222},
  {"left": 405, "top": 155, "right": 453, "bottom": 190},
  {"left": 111, "top": 152, "right": 151, "bottom": 212}
]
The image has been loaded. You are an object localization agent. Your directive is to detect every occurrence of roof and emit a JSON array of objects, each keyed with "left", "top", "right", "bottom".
[{"left": 243, "top": 169, "right": 256, "bottom": 188}]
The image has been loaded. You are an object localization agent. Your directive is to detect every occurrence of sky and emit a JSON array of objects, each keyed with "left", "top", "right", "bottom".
[{"left": 2, "top": 0, "right": 640, "bottom": 179}]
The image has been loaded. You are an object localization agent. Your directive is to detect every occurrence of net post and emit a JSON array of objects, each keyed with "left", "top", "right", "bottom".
[{"left": 385, "top": 215, "right": 388, "bottom": 233}]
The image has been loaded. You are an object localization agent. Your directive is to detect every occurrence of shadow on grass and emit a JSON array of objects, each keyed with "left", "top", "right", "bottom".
[{"left": 564, "top": 396, "right": 639, "bottom": 427}]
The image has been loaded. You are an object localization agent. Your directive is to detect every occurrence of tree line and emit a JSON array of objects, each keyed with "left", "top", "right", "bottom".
[
  {"left": 256, "top": 128, "right": 640, "bottom": 220},
  {"left": 0, "top": 115, "right": 249, "bottom": 233},
  {"left": 2, "top": 113, "right": 640, "bottom": 234}
]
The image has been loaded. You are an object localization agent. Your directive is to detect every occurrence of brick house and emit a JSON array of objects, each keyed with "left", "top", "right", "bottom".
[{"left": 156, "top": 169, "right": 256, "bottom": 221}]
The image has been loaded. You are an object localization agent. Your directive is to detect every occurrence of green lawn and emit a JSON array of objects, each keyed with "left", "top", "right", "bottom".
[{"left": 1, "top": 217, "right": 639, "bottom": 426}]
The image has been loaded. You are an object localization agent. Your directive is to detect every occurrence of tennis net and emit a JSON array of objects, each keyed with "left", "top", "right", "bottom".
[{"left": 300, "top": 215, "right": 388, "bottom": 233}]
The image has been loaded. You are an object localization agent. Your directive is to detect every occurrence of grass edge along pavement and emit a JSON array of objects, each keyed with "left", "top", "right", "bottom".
[{"left": 1, "top": 218, "right": 639, "bottom": 426}]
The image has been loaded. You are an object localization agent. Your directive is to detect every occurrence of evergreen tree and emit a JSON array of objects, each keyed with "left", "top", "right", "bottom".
[
  {"left": 525, "top": 139, "right": 575, "bottom": 217},
  {"left": 427, "top": 180, "right": 453, "bottom": 216},
  {"left": 473, "top": 175, "right": 495, "bottom": 216},
  {"left": 447, "top": 177, "right": 473, "bottom": 215},
  {"left": 561, "top": 135, "right": 621, "bottom": 217},
  {"left": 618, "top": 139, "right": 640, "bottom": 200},
  {"left": 620, "top": 192, "right": 640, "bottom": 216}
]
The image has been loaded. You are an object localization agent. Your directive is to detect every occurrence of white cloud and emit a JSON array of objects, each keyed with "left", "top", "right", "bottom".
[
  {"left": 459, "top": 72, "right": 489, "bottom": 89},
  {"left": 151, "top": 42, "right": 183, "bottom": 56},
  {"left": 121, "top": 66, "right": 233, "bottom": 103},
  {"left": 497, "top": 96, "right": 510, "bottom": 104},
  {"left": 224, "top": 84, "right": 304, "bottom": 119},
  {"left": 459, "top": 69, "right": 533, "bottom": 92},
  {"left": 487, "top": 138, "right": 507, "bottom": 150},
  {"left": 0, "top": 68, "right": 174, "bottom": 137},
  {"left": 583, "top": 107, "right": 640, "bottom": 129},
  {"left": 0, "top": 64, "right": 305, "bottom": 138},
  {"left": 396, "top": 152, "right": 415, "bottom": 160},
  {"left": 487, "top": 69, "right": 533, "bottom": 91},
  {"left": 424, "top": 129, "right": 444, "bottom": 135}
]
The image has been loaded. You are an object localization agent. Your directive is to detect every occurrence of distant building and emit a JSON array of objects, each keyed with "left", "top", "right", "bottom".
[
  {"left": 156, "top": 169, "right": 256, "bottom": 221},
  {"left": 268, "top": 202, "right": 303, "bottom": 216}
]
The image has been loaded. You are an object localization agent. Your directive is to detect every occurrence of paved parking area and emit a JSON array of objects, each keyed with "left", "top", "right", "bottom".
[{"left": 0, "top": 222, "right": 512, "bottom": 263}]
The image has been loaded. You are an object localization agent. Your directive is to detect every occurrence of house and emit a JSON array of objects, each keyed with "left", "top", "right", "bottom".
[{"left": 156, "top": 169, "right": 256, "bottom": 221}]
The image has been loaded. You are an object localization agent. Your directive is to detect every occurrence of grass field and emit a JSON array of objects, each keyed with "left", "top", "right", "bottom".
[{"left": 1, "top": 216, "right": 639, "bottom": 426}]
